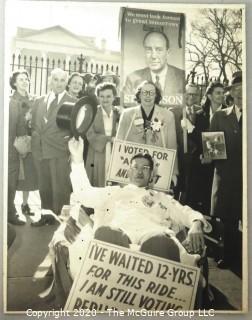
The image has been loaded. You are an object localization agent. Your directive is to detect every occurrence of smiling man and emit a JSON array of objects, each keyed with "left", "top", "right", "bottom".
[
  {"left": 123, "top": 31, "right": 185, "bottom": 106},
  {"left": 64, "top": 137, "right": 211, "bottom": 264},
  {"left": 31, "top": 68, "right": 77, "bottom": 226}
]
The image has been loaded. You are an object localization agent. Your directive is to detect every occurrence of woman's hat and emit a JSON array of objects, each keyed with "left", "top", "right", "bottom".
[{"left": 56, "top": 96, "right": 97, "bottom": 139}]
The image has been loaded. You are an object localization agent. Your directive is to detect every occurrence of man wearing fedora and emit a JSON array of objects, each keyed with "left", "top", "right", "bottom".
[
  {"left": 31, "top": 68, "right": 76, "bottom": 226},
  {"left": 210, "top": 71, "right": 243, "bottom": 269}
]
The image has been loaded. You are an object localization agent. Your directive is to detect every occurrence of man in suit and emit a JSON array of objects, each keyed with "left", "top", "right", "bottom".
[
  {"left": 169, "top": 84, "right": 202, "bottom": 206},
  {"left": 210, "top": 72, "right": 242, "bottom": 269},
  {"left": 123, "top": 31, "right": 185, "bottom": 107},
  {"left": 31, "top": 68, "right": 77, "bottom": 226}
]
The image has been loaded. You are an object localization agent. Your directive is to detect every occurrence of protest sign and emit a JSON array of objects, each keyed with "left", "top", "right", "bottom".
[
  {"left": 65, "top": 239, "right": 200, "bottom": 311},
  {"left": 107, "top": 139, "right": 176, "bottom": 191},
  {"left": 121, "top": 7, "right": 185, "bottom": 108}
]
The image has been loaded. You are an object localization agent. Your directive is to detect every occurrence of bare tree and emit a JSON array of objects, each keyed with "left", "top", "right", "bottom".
[{"left": 187, "top": 8, "right": 242, "bottom": 83}]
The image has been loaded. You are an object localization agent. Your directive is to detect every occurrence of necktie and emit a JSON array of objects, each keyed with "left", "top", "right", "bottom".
[
  {"left": 187, "top": 106, "right": 195, "bottom": 124},
  {"left": 46, "top": 94, "right": 58, "bottom": 119},
  {"left": 155, "top": 75, "right": 162, "bottom": 95}
]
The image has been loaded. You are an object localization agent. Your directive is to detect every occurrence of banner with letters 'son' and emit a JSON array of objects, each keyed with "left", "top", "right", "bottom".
[
  {"left": 107, "top": 139, "right": 176, "bottom": 192},
  {"left": 64, "top": 240, "right": 200, "bottom": 311},
  {"left": 121, "top": 7, "right": 185, "bottom": 108}
]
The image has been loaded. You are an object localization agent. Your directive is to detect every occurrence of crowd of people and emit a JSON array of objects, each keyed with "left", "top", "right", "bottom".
[{"left": 8, "top": 65, "right": 242, "bottom": 279}]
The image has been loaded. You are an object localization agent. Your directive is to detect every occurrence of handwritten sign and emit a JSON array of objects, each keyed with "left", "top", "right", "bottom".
[
  {"left": 107, "top": 139, "right": 176, "bottom": 192},
  {"left": 65, "top": 240, "right": 200, "bottom": 311}
]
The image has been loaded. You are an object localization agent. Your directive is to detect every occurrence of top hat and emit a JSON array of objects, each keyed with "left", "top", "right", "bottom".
[
  {"left": 56, "top": 96, "right": 97, "bottom": 139},
  {"left": 226, "top": 71, "right": 242, "bottom": 89}
]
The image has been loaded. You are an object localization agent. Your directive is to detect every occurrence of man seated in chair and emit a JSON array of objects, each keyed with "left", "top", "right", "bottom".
[
  {"left": 39, "top": 137, "right": 211, "bottom": 308},
  {"left": 66, "top": 137, "right": 211, "bottom": 263}
]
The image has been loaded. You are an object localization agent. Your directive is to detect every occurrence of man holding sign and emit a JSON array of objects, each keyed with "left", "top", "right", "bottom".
[{"left": 66, "top": 137, "right": 211, "bottom": 263}]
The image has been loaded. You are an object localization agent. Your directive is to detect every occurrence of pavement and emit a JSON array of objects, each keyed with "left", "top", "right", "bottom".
[{"left": 6, "top": 191, "right": 243, "bottom": 312}]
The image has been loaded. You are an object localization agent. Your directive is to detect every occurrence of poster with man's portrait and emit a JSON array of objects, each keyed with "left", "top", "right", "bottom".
[{"left": 121, "top": 7, "right": 185, "bottom": 108}]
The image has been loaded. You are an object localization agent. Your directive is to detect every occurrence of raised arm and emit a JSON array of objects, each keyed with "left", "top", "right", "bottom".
[{"left": 69, "top": 137, "right": 114, "bottom": 209}]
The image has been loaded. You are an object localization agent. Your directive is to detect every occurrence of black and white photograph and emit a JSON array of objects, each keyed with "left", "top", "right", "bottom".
[
  {"left": 121, "top": 7, "right": 185, "bottom": 108},
  {"left": 3, "top": 0, "right": 247, "bottom": 315},
  {"left": 202, "top": 132, "right": 227, "bottom": 160}
]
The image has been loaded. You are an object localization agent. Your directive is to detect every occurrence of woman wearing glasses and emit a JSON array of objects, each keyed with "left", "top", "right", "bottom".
[{"left": 116, "top": 80, "right": 178, "bottom": 186}]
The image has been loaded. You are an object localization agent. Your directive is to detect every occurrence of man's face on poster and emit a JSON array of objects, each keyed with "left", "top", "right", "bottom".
[
  {"left": 128, "top": 157, "right": 152, "bottom": 187},
  {"left": 143, "top": 32, "right": 169, "bottom": 73}
]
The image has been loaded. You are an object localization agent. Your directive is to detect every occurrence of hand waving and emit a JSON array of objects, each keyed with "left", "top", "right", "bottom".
[{"left": 68, "top": 137, "right": 84, "bottom": 163}]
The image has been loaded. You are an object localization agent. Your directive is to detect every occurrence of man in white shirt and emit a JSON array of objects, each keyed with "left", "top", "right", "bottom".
[
  {"left": 31, "top": 68, "right": 76, "bottom": 226},
  {"left": 66, "top": 137, "right": 211, "bottom": 263}
]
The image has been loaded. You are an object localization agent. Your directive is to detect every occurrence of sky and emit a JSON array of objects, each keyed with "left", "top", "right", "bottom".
[
  {"left": 5, "top": 0, "right": 201, "bottom": 51},
  {"left": 5, "top": 1, "right": 243, "bottom": 79}
]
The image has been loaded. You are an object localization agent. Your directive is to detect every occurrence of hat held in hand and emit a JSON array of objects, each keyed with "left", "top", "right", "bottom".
[{"left": 56, "top": 96, "right": 97, "bottom": 139}]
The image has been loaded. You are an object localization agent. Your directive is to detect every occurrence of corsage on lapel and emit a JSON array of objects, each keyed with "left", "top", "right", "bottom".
[{"left": 143, "top": 117, "right": 164, "bottom": 143}]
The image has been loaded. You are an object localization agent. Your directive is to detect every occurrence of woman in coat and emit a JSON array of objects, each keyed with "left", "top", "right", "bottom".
[
  {"left": 116, "top": 80, "right": 178, "bottom": 186},
  {"left": 8, "top": 69, "right": 38, "bottom": 225},
  {"left": 86, "top": 82, "right": 120, "bottom": 187}
]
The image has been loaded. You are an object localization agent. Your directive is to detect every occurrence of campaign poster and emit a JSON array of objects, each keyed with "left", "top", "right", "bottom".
[
  {"left": 65, "top": 239, "right": 200, "bottom": 311},
  {"left": 121, "top": 7, "right": 185, "bottom": 108},
  {"left": 107, "top": 139, "right": 176, "bottom": 191}
]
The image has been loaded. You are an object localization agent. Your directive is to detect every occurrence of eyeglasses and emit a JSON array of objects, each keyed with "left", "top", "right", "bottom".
[
  {"left": 131, "top": 165, "right": 151, "bottom": 172},
  {"left": 141, "top": 90, "right": 155, "bottom": 96},
  {"left": 187, "top": 93, "right": 198, "bottom": 97}
]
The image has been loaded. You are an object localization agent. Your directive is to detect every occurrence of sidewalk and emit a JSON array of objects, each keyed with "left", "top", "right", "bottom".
[{"left": 6, "top": 191, "right": 242, "bottom": 312}]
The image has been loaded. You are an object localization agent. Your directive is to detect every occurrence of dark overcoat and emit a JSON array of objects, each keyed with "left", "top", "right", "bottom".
[{"left": 210, "top": 106, "right": 242, "bottom": 220}]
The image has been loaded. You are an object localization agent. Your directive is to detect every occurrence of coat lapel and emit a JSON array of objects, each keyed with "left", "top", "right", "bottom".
[
  {"left": 152, "top": 105, "right": 162, "bottom": 122},
  {"left": 144, "top": 69, "right": 153, "bottom": 82},
  {"left": 95, "top": 107, "right": 105, "bottom": 134},
  {"left": 45, "top": 93, "right": 70, "bottom": 128},
  {"left": 39, "top": 94, "right": 49, "bottom": 130},
  {"left": 226, "top": 105, "right": 240, "bottom": 130},
  {"left": 112, "top": 110, "right": 119, "bottom": 137}
]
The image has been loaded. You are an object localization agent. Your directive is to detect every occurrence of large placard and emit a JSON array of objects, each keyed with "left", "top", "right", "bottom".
[
  {"left": 121, "top": 7, "right": 185, "bottom": 108},
  {"left": 65, "top": 240, "right": 200, "bottom": 311},
  {"left": 107, "top": 139, "right": 176, "bottom": 191}
]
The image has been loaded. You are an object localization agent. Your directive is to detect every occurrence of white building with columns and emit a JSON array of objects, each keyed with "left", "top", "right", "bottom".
[{"left": 11, "top": 25, "right": 120, "bottom": 95}]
